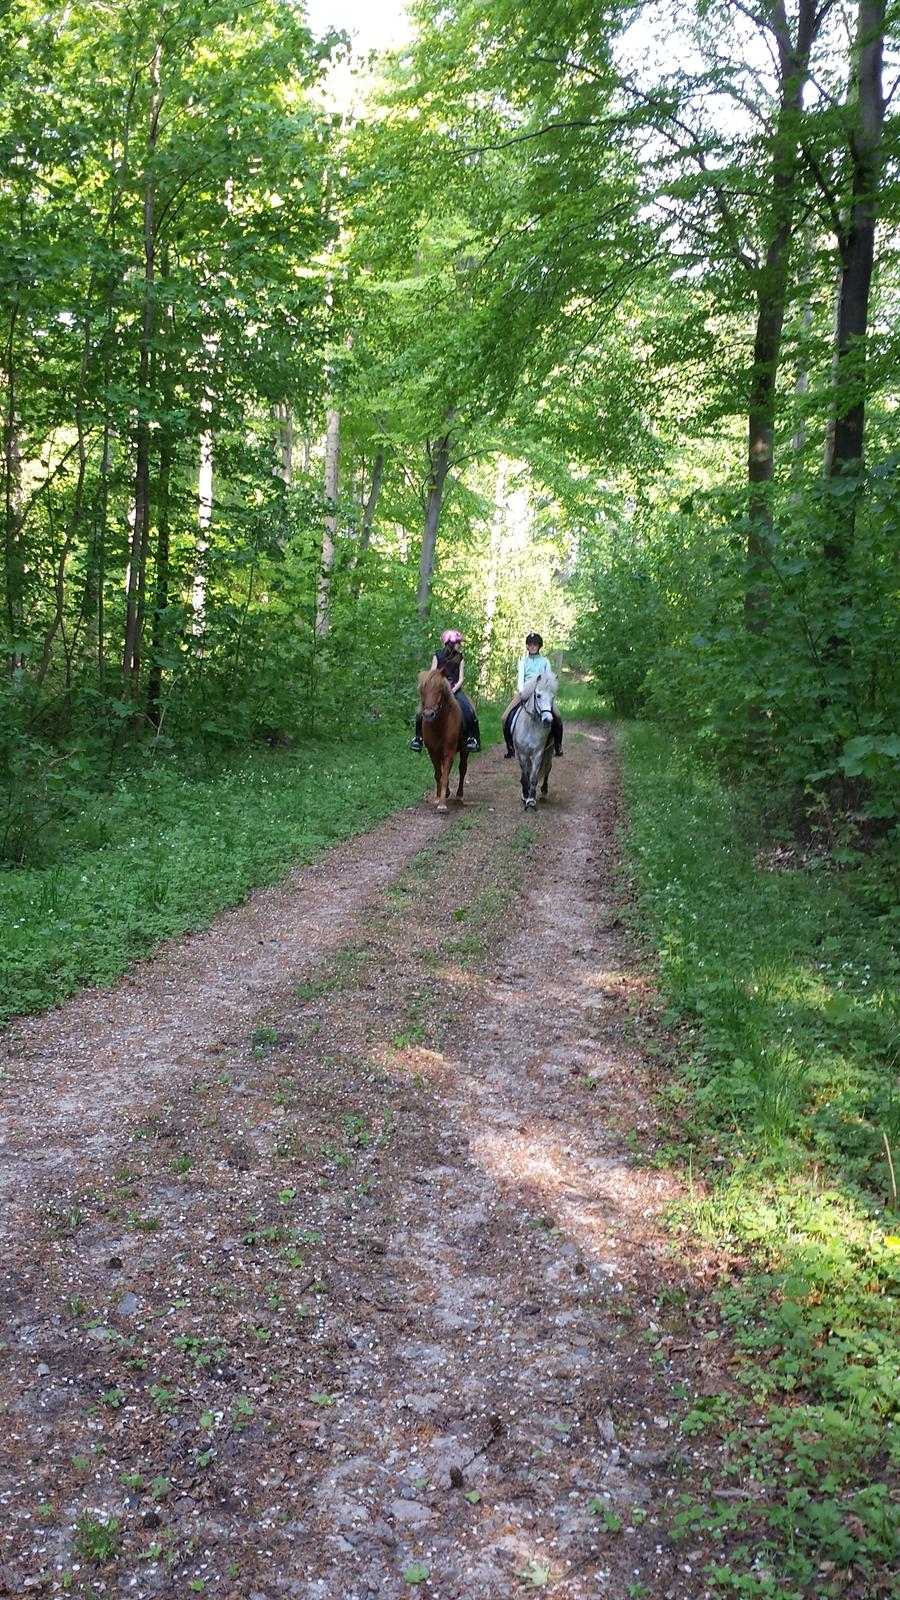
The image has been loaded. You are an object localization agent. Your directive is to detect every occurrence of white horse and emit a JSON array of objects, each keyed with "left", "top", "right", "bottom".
[{"left": 511, "top": 669, "right": 557, "bottom": 809}]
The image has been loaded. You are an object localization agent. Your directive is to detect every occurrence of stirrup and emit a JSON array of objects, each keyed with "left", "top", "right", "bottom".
[{"left": 466, "top": 736, "right": 479, "bottom": 752}]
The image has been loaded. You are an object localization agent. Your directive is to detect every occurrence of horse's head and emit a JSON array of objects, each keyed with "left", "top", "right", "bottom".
[
  {"left": 418, "top": 668, "right": 452, "bottom": 722},
  {"left": 523, "top": 669, "right": 557, "bottom": 724}
]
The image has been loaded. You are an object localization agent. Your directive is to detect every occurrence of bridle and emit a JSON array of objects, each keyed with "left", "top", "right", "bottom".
[
  {"left": 522, "top": 684, "right": 554, "bottom": 726},
  {"left": 421, "top": 677, "right": 454, "bottom": 722}
]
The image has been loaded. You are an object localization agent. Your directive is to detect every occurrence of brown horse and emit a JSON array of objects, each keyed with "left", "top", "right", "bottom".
[{"left": 418, "top": 669, "right": 469, "bottom": 813}]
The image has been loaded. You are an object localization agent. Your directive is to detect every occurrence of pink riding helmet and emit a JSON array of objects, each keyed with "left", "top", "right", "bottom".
[{"left": 440, "top": 629, "right": 463, "bottom": 644}]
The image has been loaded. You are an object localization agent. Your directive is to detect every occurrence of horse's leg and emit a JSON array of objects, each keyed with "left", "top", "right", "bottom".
[
  {"left": 540, "top": 744, "right": 553, "bottom": 797},
  {"left": 437, "top": 749, "right": 453, "bottom": 813},
  {"left": 523, "top": 750, "right": 539, "bottom": 809},
  {"left": 426, "top": 745, "right": 443, "bottom": 809},
  {"left": 456, "top": 745, "right": 468, "bottom": 801}
]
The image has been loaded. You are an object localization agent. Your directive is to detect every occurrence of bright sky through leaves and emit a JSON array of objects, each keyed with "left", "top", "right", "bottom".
[{"left": 305, "top": 0, "right": 411, "bottom": 53}]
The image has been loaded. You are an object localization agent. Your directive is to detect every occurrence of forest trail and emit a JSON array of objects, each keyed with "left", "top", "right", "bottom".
[{"left": 0, "top": 728, "right": 725, "bottom": 1600}]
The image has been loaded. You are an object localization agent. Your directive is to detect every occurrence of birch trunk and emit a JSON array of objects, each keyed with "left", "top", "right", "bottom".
[
  {"left": 274, "top": 404, "right": 294, "bottom": 485},
  {"left": 191, "top": 333, "right": 218, "bottom": 642},
  {"left": 480, "top": 457, "right": 507, "bottom": 686}
]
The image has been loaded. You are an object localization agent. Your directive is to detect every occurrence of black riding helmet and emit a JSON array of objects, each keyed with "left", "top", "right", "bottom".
[{"left": 525, "top": 632, "right": 543, "bottom": 648}]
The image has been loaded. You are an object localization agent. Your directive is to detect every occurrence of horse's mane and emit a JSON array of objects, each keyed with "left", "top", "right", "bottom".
[
  {"left": 418, "top": 668, "right": 457, "bottom": 700},
  {"left": 521, "top": 668, "right": 558, "bottom": 703}
]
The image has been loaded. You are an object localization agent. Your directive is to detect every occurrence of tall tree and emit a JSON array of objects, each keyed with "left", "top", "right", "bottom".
[{"left": 823, "top": 0, "right": 886, "bottom": 548}]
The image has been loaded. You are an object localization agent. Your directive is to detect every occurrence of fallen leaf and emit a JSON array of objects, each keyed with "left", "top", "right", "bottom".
[{"left": 403, "top": 1563, "right": 430, "bottom": 1585}]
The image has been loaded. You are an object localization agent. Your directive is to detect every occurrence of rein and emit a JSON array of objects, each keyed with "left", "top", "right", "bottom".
[{"left": 520, "top": 689, "right": 552, "bottom": 724}]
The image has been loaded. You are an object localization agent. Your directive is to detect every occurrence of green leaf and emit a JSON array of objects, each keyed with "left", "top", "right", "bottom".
[
  {"left": 516, "top": 1560, "right": 551, "bottom": 1587},
  {"left": 403, "top": 1563, "right": 430, "bottom": 1584},
  {"left": 464, "top": 1489, "right": 481, "bottom": 1503}
]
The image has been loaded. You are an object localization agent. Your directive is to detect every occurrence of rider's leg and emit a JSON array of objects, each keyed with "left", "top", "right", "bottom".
[
  {"left": 502, "top": 695, "right": 520, "bottom": 756},
  {"left": 409, "top": 712, "right": 423, "bottom": 752},
  {"left": 457, "top": 691, "right": 480, "bottom": 751},
  {"left": 551, "top": 705, "right": 564, "bottom": 757}
]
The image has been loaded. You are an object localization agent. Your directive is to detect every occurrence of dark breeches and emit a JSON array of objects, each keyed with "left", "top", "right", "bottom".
[{"left": 455, "top": 690, "right": 478, "bottom": 742}]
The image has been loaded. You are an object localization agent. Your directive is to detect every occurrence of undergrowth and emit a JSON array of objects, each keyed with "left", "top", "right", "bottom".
[
  {"left": 620, "top": 722, "right": 899, "bottom": 1598},
  {"left": 0, "top": 739, "right": 430, "bottom": 1025}
]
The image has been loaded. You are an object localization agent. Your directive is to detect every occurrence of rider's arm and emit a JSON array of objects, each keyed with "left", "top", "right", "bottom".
[
  {"left": 456, "top": 657, "right": 465, "bottom": 691},
  {"left": 516, "top": 655, "right": 527, "bottom": 694}
]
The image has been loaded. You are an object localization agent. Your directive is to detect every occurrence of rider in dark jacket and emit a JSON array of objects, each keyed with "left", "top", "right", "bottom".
[{"left": 409, "top": 629, "right": 481, "bottom": 753}]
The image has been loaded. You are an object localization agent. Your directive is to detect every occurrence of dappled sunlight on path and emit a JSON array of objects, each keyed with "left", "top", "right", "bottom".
[{"left": 0, "top": 727, "right": 710, "bottom": 1600}]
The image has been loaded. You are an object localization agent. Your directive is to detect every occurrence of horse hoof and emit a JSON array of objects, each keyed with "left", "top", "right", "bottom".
[
  {"left": 437, "top": 803, "right": 448, "bottom": 814},
  {"left": 524, "top": 797, "right": 536, "bottom": 810}
]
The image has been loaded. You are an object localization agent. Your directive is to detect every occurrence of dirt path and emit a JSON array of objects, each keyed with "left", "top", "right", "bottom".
[{"left": 0, "top": 728, "right": 722, "bottom": 1600}]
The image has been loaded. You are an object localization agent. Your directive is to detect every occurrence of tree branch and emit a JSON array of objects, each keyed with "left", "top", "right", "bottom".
[{"left": 462, "top": 118, "right": 609, "bottom": 155}]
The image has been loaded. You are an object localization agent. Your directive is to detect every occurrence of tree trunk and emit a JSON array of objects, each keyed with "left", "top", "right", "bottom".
[
  {"left": 823, "top": 0, "right": 885, "bottom": 562},
  {"left": 192, "top": 409, "right": 213, "bottom": 641},
  {"left": 36, "top": 284, "right": 98, "bottom": 687},
  {"left": 316, "top": 405, "right": 340, "bottom": 637},
  {"left": 274, "top": 403, "right": 293, "bottom": 484},
  {"left": 3, "top": 300, "right": 24, "bottom": 668},
  {"left": 122, "top": 42, "right": 161, "bottom": 699},
  {"left": 146, "top": 426, "right": 172, "bottom": 731},
  {"left": 352, "top": 441, "right": 385, "bottom": 597},
  {"left": 744, "top": 0, "right": 819, "bottom": 636},
  {"left": 191, "top": 332, "right": 218, "bottom": 644},
  {"left": 416, "top": 429, "right": 453, "bottom": 617},
  {"left": 147, "top": 297, "right": 174, "bottom": 730},
  {"left": 480, "top": 457, "right": 507, "bottom": 686}
]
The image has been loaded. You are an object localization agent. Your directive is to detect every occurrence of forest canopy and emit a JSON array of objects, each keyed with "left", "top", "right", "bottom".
[{"left": 1, "top": 0, "right": 898, "bottom": 855}]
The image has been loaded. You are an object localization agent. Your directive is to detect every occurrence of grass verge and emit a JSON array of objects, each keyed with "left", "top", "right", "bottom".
[
  {"left": 0, "top": 738, "right": 431, "bottom": 1026},
  {"left": 620, "top": 722, "right": 899, "bottom": 1599}
]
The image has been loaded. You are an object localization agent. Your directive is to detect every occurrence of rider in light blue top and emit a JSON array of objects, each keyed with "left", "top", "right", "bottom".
[
  {"left": 517, "top": 642, "right": 552, "bottom": 692},
  {"left": 502, "top": 632, "right": 564, "bottom": 758}
]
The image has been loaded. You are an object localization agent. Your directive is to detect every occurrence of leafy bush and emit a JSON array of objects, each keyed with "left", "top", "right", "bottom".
[{"left": 577, "top": 465, "right": 900, "bottom": 820}]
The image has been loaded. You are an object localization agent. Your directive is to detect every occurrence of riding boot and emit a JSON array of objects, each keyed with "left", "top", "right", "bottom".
[
  {"left": 466, "top": 716, "right": 481, "bottom": 753},
  {"left": 502, "top": 710, "right": 515, "bottom": 757},
  {"left": 409, "top": 713, "right": 423, "bottom": 753},
  {"left": 552, "top": 710, "right": 564, "bottom": 757}
]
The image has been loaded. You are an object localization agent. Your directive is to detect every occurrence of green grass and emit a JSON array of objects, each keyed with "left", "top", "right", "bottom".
[
  {"left": 555, "top": 670, "right": 609, "bottom": 720},
  {"left": 0, "top": 738, "right": 429, "bottom": 1025},
  {"left": 620, "top": 722, "right": 899, "bottom": 1597}
]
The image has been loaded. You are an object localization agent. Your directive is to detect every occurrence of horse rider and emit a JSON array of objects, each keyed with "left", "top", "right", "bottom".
[
  {"left": 409, "top": 628, "right": 482, "bottom": 754},
  {"left": 501, "top": 631, "right": 564, "bottom": 759}
]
